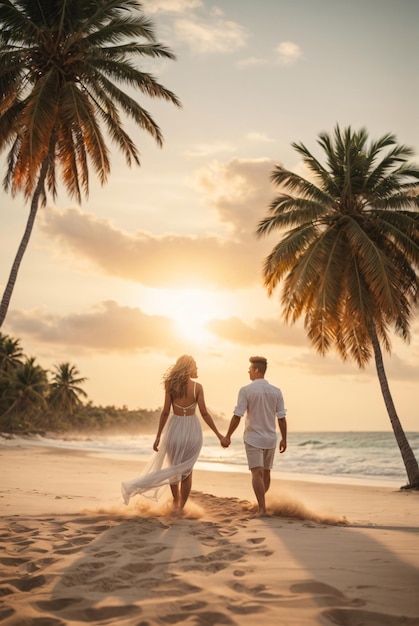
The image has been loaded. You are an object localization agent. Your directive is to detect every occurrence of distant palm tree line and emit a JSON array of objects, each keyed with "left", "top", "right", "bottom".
[
  {"left": 258, "top": 125, "right": 419, "bottom": 488},
  {"left": 0, "top": 332, "right": 160, "bottom": 434}
]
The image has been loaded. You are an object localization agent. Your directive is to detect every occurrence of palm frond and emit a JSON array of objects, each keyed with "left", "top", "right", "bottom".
[
  {"left": 60, "top": 82, "right": 110, "bottom": 187},
  {"left": 87, "top": 56, "right": 181, "bottom": 105},
  {"left": 257, "top": 196, "right": 331, "bottom": 237},
  {"left": 258, "top": 124, "right": 419, "bottom": 365},
  {"left": 17, "top": 70, "right": 59, "bottom": 162},
  {"left": 85, "top": 71, "right": 165, "bottom": 146}
]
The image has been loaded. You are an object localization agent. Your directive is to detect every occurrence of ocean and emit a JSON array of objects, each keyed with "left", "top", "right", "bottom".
[{"left": 3, "top": 430, "right": 419, "bottom": 488}]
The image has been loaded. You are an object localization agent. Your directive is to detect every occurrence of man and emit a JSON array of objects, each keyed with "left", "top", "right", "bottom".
[{"left": 222, "top": 356, "right": 287, "bottom": 516}]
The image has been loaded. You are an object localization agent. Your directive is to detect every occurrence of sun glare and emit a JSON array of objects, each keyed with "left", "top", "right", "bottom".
[
  {"left": 169, "top": 288, "right": 220, "bottom": 343},
  {"left": 153, "top": 288, "right": 223, "bottom": 343}
]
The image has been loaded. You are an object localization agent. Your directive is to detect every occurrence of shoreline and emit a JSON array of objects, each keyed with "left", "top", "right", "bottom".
[
  {"left": 1, "top": 430, "right": 413, "bottom": 490},
  {"left": 1, "top": 444, "right": 418, "bottom": 625}
]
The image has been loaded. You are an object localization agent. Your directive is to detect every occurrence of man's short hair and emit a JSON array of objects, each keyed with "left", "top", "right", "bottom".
[{"left": 249, "top": 356, "right": 267, "bottom": 374}]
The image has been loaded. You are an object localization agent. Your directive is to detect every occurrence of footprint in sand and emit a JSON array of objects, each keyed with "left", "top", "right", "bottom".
[
  {"left": 54, "top": 546, "right": 88, "bottom": 555},
  {"left": 179, "top": 546, "right": 247, "bottom": 574},
  {"left": 119, "top": 561, "right": 156, "bottom": 575},
  {"left": 4, "top": 574, "right": 47, "bottom": 592},
  {"left": 130, "top": 576, "right": 201, "bottom": 600},
  {"left": 179, "top": 600, "right": 208, "bottom": 611},
  {"left": 227, "top": 602, "right": 265, "bottom": 616},
  {"left": 252, "top": 549, "right": 274, "bottom": 557},
  {"left": 89, "top": 549, "right": 119, "bottom": 559},
  {"left": 8, "top": 538, "right": 36, "bottom": 548},
  {"left": 0, "top": 586, "right": 14, "bottom": 598},
  {"left": 36, "top": 597, "right": 82, "bottom": 612},
  {"left": 322, "top": 607, "right": 419, "bottom": 626},
  {"left": 66, "top": 604, "right": 141, "bottom": 622},
  {"left": 229, "top": 581, "right": 277, "bottom": 599},
  {"left": 26, "top": 557, "right": 59, "bottom": 573},
  {"left": 60, "top": 562, "right": 109, "bottom": 589},
  {"left": 131, "top": 544, "right": 168, "bottom": 558},
  {"left": 289, "top": 580, "right": 365, "bottom": 609},
  {"left": 0, "top": 607, "right": 15, "bottom": 621},
  {"left": 0, "top": 556, "right": 30, "bottom": 567},
  {"left": 163, "top": 609, "right": 236, "bottom": 625}
]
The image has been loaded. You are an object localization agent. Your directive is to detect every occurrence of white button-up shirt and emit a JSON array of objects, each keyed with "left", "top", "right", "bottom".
[{"left": 233, "top": 378, "right": 286, "bottom": 449}]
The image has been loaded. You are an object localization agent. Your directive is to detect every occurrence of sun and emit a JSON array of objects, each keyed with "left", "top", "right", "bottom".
[
  {"left": 170, "top": 289, "right": 220, "bottom": 343},
  {"left": 138, "top": 286, "right": 230, "bottom": 345},
  {"left": 166, "top": 288, "right": 223, "bottom": 344}
]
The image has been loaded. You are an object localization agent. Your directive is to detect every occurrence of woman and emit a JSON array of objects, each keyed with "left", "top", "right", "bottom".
[{"left": 121, "top": 355, "right": 224, "bottom": 511}]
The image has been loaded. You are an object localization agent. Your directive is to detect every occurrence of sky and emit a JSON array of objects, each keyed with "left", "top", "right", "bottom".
[{"left": 1, "top": 0, "right": 418, "bottom": 432}]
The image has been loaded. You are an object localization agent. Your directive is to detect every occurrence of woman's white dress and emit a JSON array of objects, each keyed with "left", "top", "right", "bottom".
[{"left": 121, "top": 413, "right": 203, "bottom": 504}]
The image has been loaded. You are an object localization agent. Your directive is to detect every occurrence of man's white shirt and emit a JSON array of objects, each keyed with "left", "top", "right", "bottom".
[{"left": 233, "top": 378, "right": 286, "bottom": 449}]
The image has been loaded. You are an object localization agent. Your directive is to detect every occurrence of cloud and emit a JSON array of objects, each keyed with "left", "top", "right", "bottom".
[
  {"left": 39, "top": 208, "right": 267, "bottom": 290},
  {"left": 7, "top": 302, "right": 307, "bottom": 354},
  {"left": 7, "top": 301, "right": 180, "bottom": 354},
  {"left": 39, "top": 158, "right": 278, "bottom": 289},
  {"left": 140, "top": 1, "right": 248, "bottom": 55},
  {"left": 183, "top": 141, "right": 236, "bottom": 157},
  {"left": 141, "top": 0, "right": 203, "bottom": 13},
  {"left": 288, "top": 344, "right": 419, "bottom": 383},
  {"left": 236, "top": 41, "right": 303, "bottom": 69},
  {"left": 208, "top": 316, "right": 308, "bottom": 347},
  {"left": 195, "top": 157, "right": 277, "bottom": 234},
  {"left": 275, "top": 41, "right": 303, "bottom": 66},
  {"left": 8, "top": 303, "right": 418, "bottom": 380},
  {"left": 173, "top": 15, "right": 248, "bottom": 54},
  {"left": 245, "top": 132, "right": 275, "bottom": 143}
]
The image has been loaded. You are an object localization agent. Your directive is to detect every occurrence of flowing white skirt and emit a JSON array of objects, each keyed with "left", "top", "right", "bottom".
[{"left": 121, "top": 413, "right": 203, "bottom": 504}]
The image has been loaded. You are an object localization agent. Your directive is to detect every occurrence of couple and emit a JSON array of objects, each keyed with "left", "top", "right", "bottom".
[{"left": 121, "top": 354, "right": 287, "bottom": 516}]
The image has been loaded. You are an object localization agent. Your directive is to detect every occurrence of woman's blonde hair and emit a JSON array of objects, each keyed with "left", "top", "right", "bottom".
[{"left": 163, "top": 354, "right": 196, "bottom": 399}]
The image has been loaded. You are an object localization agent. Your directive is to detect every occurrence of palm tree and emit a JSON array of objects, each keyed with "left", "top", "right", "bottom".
[
  {"left": 257, "top": 125, "right": 419, "bottom": 488},
  {"left": 0, "top": 332, "right": 24, "bottom": 416},
  {"left": 0, "top": 356, "right": 49, "bottom": 430},
  {"left": 0, "top": 0, "right": 181, "bottom": 327},
  {"left": 48, "top": 362, "right": 88, "bottom": 415},
  {"left": 0, "top": 332, "right": 24, "bottom": 373}
]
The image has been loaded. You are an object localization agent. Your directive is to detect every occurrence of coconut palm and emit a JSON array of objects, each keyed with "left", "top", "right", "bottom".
[
  {"left": 0, "top": 356, "right": 49, "bottom": 430},
  {"left": 0, "top": 332, "right": 24, "bottom": 373},
  {"left": 0, "top": 0, "right": 181, "bottom": 327},
  {"left": 48, "top": 362, "right": 88, "bottom": 415},
  {"left": 257, "top": 125, "right": 419, "bottom": 488},
  {"left": 0, "top": 332, "right": 25, "bottom": 416}
]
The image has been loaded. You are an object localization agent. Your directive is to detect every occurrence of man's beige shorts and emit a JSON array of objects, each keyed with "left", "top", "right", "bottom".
[{"left": 245, "top": 442, "right": 276, "bottom": 470}]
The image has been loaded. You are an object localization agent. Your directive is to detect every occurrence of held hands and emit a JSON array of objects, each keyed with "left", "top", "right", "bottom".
[{"left": 220, "top": 435, "right": 231, "bottom": 448}]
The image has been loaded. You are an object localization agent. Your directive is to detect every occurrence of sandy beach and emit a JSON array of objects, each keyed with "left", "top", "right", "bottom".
[{"left": 1, "top": 443, "right": 418, "bottom": 626}]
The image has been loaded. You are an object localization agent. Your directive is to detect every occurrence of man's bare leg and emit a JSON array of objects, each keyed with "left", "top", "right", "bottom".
[
  {"left": 264, "top": 469, "right": 271, "bottom": 494},
  {"left": 251, "top": 467, "right": 267, "bottom": 514}
]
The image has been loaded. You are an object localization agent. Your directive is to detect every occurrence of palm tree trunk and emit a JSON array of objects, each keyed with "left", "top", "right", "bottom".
[
  {"left": 0, "top": 163, "right": 47, "bottom": 328},
  {"left": 370, "top": 327, "right": 419, "bottom": 488}
]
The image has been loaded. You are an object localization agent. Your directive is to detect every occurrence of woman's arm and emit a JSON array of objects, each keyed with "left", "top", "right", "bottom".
[
  {"left": 196, "top": 384, "right": 223, "bottom": 441},
  {"left": 153, "top": 391, "right": 171, "bottom": 451}
]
